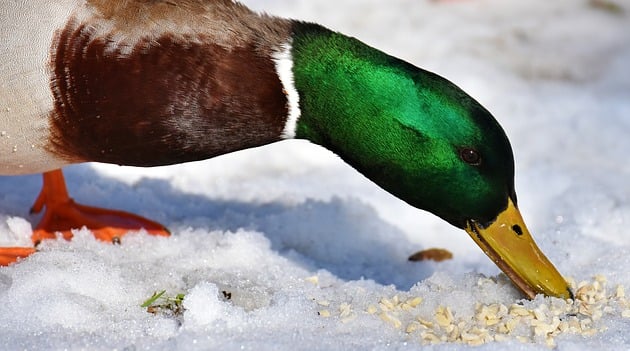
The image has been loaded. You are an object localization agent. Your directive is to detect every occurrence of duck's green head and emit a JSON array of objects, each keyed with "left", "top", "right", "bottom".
[{"left": 289, "top": 22, "right": 572, "bottom": 300}]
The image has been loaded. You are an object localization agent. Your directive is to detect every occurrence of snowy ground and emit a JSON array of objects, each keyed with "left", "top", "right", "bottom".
[{"left": 1, "top": 0, "right": 630, "bottom": 350}]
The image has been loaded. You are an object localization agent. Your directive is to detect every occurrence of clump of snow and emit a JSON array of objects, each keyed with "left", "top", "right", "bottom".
[
  {"left": 1, "top": 0, "right": 630, "bottom": 350},
  {"left": 0, "top": 216, "right": 32, "bottom": 247}
]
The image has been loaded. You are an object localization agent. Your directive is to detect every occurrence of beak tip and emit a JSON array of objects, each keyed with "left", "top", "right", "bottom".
[{"left": 567, "top": 287, "right": 575, "bottom": 301}]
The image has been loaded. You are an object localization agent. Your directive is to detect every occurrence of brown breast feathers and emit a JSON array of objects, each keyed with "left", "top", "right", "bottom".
[{"left": 48, "top": 0, "right": 292, "bottom": 166}]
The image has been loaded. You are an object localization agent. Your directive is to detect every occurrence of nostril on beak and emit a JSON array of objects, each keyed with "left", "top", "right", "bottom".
[{"left": 512, "top": 224, "right": 523, "bottom": 235}]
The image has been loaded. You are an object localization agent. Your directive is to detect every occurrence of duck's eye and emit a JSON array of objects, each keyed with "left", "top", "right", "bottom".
[{"left": 459, "top": 148, "right": 481, "bottom": 166}]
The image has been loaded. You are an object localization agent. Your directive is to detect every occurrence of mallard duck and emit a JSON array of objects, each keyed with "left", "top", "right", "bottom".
[{"left": 0, "top": 0, "right": 571, "bottom": 299}]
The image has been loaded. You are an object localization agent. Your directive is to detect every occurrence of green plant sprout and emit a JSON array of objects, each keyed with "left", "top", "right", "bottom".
[{"left": 141, "top": 290, "right": 186, "bottom": 317}]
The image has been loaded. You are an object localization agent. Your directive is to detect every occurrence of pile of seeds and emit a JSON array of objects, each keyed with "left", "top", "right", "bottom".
[{"left": 313, "top": 275, "right": 630, "bottom": 347}]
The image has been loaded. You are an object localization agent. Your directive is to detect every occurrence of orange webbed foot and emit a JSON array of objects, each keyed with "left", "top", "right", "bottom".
[
  {"left": 0, "top": 247, "right": 36, "bottom": 266},
  {"left": 30, "top": 169, "right": 170, "bottom": 245},
  {"left": 0, "top": 169, "right": 170, "bottom": 266}
]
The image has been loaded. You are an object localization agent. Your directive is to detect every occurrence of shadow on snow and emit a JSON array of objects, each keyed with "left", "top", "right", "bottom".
[{"left": 0, "top": 163, "right": 434, "bottom": 290}]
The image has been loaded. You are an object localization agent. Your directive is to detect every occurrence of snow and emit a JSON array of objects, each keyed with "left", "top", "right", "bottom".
[{"left": 1, "top": 0, "right": 629, "bottom": 349}]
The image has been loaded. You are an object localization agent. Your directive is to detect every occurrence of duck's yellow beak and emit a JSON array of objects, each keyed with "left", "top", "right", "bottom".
[{"left": 465, "top": 198, "right": 573, "bottom": 300}]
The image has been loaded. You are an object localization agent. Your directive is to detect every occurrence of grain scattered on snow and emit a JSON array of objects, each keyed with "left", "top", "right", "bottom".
[{"left": 314, "top": 275, "right": 628, "bottom": 348}]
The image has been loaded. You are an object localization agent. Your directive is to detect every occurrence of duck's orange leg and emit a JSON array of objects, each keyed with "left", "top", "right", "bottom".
[{"left": 0, "top": 169, "right": 169, "bottom": 265}]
